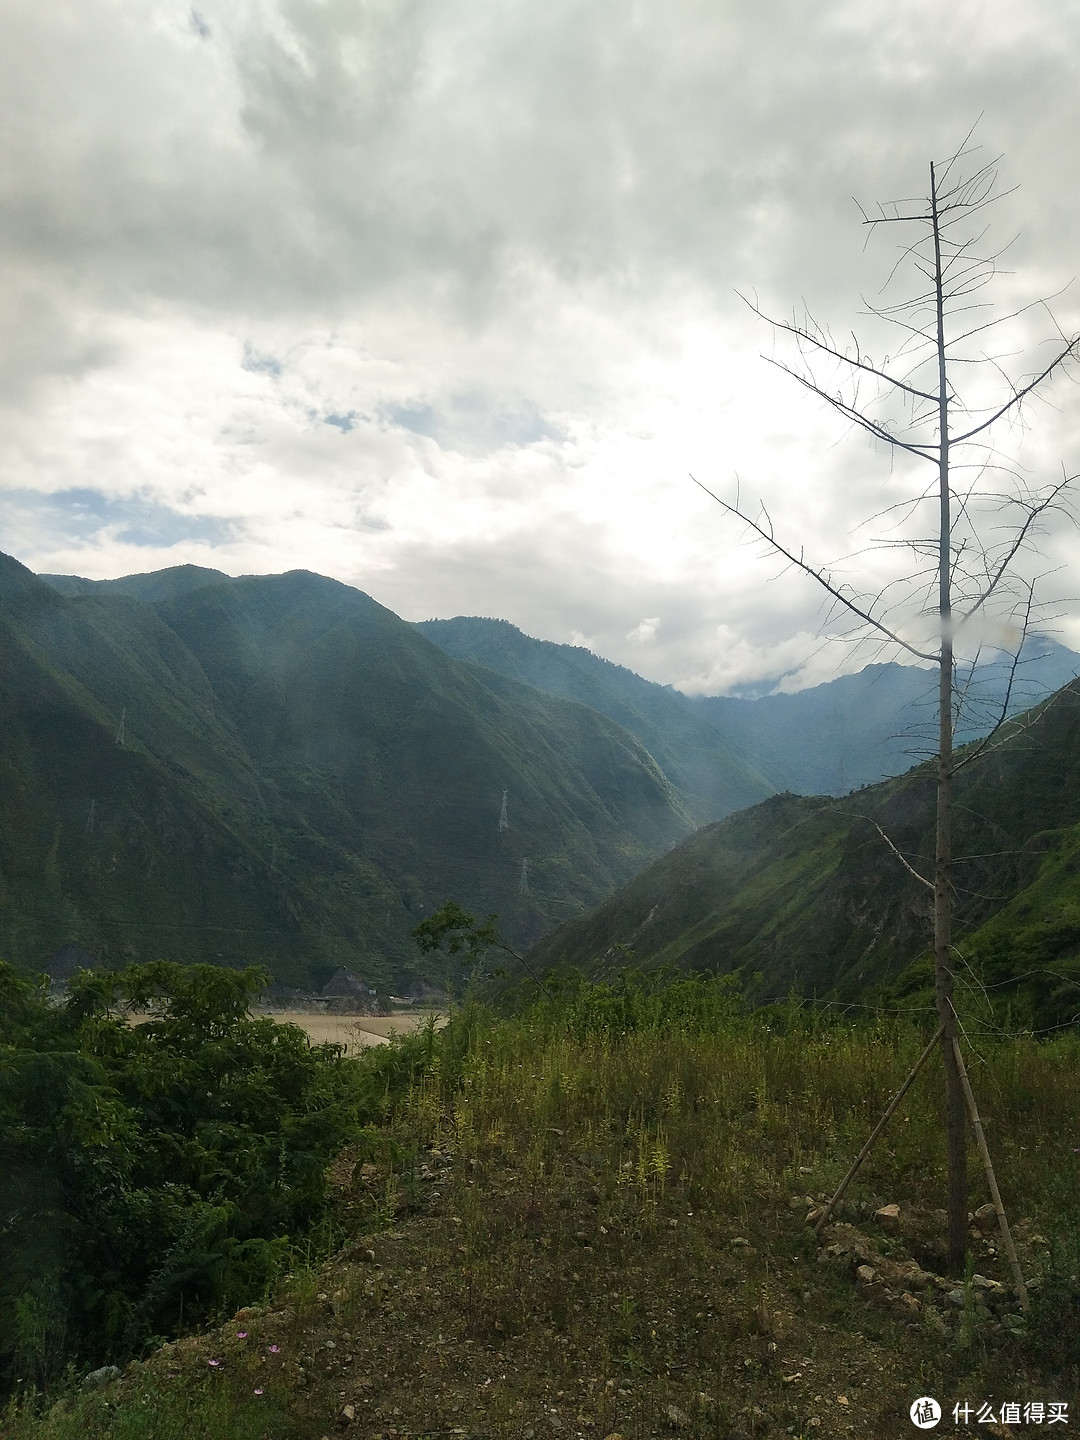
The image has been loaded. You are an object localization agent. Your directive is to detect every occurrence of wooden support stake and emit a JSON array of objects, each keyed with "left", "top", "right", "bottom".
[
  {"left": 951, "top": 1036, "right": 1030, "bottom": 1312},
  {"left": 813, "top": 1024, "right": 943, "bottom": 1238}
]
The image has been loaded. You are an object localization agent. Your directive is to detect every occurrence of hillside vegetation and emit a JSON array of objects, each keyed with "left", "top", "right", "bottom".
[
  {"left": 418, "top": 616, "right": 1078, "bottom": 799},
  {"left": 416, "top": 616, "right": 777, "bottom": 820},
  {"left": 528, "top": 685, "right": 1080, "bottom": 1031},
  {"left": 4, "top": 973, "right": 1079, "bottom": 1439},
  {"left": 2, "top": 554, "right": 703, "bottom": 992}
]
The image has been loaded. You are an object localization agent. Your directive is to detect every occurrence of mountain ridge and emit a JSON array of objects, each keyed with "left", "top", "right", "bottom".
[{"left": 3, "top": 557, "right": 692, "bottom": 992}]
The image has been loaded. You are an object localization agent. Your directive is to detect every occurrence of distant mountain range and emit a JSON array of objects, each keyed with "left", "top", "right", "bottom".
[
  {"left": 417, "top": 614, "right": 1078, "bottom": 797},
  {"left": 9, "top": 555, "right": 1077, "bottom": 1007},
  {"left": 5, "top": 557, "right": 700, "bottom": 992}
]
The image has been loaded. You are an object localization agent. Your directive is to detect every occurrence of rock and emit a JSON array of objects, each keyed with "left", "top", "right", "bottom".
[
  {"left": 81, "top": 1365, "right": 120, "bottom": 1389},
  {"left": 899, "top": 1292, "right": 922, "bottom": 1314},
  {"left": 971, "top": 1203, "right": 998, "bottom": 1233},
  {"left": 665, "top": 1405, "right": 690, "bottom": 1430},
  {"left": 731, "top": 1237, "right": 750, "bottom": 1247},
  {"left": 855, "top": 1264, "right": 877, "bottom": 1286},
  {"left": 971, "top": 1274, "right": 1004, "bottom": 1293},
  {"left": 342, "top": 1404, "right": 356, "bottom": 1421},
  {"left": 873, "top": 1204, "right": 901, "bottom": 1229},
  {"left": 805, "top": 1207, "right": 827, "bottom": 1226},
  {"left": 946, "top": 1288, "right": 967, "bottom": 1308}
]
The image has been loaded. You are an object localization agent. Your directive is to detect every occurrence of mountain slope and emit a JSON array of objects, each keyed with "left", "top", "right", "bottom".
[
  {"left": 528, "top": 683, "right": 1080, "bottom": 1025},
  {"left": 415, "top": 616, "right": 777, "bottom": 820},
  {"left": 688, "top": 640, "right": 1080, "bottom": 796},
  {"left": 3, "top": 556, "right": 691, "bottom": 990}
]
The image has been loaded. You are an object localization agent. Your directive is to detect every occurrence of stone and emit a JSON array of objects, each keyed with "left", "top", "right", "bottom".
[
  {"left": 971, "top": 1203, "right": 998, "bottom": 1233},
  {"left": 855, "top": 1264, "right": 877, "bottom": 1286},
  {"left": 81, "top": 1365, "right": 120, "bottom": 1389},
  {"left": 971, "top": 1274, "right": 1004, "bottom": 1292},
  {"left": 342, "top": 1404, "right": 356, "bottom": 1421},
  {"left": 665, "top": 1405, "right": 691, "bottom": 1430},
  {"left": 873, "top": 1204, "right": 901, "bottom": 1229}
]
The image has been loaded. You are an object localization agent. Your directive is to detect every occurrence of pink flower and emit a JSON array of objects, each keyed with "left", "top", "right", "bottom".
[
  {"left": 254, "top": 1387, "right": 264, "bottom": 1396},
  {"left": 208, "top": 1358, "right": 222, "bottom": 1368},
  {"left": 236, "top": 1331, "right": 248, "bottom": 1339},
  {"left": 269, "top": 1344, "right": 280, "bottom": 1354}
]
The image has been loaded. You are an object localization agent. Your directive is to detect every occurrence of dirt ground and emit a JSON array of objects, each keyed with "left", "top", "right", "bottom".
[
  {"left": 263, "top": 1011, "right": 445, "bottom": 1053},
  {"left": 125, "top": 1009, "right": 445, "bottom": 1054}
]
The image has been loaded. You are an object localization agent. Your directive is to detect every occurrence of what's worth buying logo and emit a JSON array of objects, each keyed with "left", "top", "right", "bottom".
[{"left": 910, "top": 1397, "right": 942, "bottom": 1429}]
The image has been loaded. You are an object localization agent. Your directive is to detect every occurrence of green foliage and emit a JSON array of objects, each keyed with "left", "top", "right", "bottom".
[
  {"left": 416, "top": 614, "right": 776, "bottom": 819},
  {"left": 0, "top": 960, "right": 372, "bottom": 1395},
  {"left": 533, "top": 689, "right": 1080, "bottom": 1030},
  {"left": 0, "top": 553, "right": 695, "bottom": 990}
]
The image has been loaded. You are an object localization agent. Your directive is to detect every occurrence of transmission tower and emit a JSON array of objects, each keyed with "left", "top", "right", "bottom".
[
  {"left": 115, "top": 707, "right": 126, "bottom": 747},
  {"left": 85, "top": 799, "right": 96, "bottom": 837},
  {"left": 498, "top": 790, "right": 508, "bottom": 832},
  {"left": 518, "top": 858, "right": 529, "bottom": 896}
]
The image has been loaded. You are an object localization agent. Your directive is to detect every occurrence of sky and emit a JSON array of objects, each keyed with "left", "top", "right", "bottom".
[{"left": 2, "top": 0, "right": 1080, "bottom": 695}]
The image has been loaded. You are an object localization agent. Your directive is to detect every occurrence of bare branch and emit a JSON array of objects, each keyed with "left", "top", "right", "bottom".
[
  {"left": 864, "top": 819, "right": 935, "bottom": 890},
  {"left": 738, "top": 294, "right": 939, "bottom": 404},
  {"left": 957, "top": 473, "right": 1076, "bottom": 625},
  {"left": 690, "top": 474, "right": 938, "bottom": 662},
  {"left": 951, "top": 336, "right": 1080, "bottom": 444}
]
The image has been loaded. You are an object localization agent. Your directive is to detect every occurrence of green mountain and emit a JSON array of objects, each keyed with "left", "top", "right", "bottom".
[
  {"left": 39, "top": 565, "right": 233, "bottom": 603},
  {"left": 416, "top": 617, "right": 1078, "bottom": 801},
  {"left": 527, "top": 683, "right": 1080, "bottom": 1030},
  {"left": 415, "top": 616, "right": 777, "bottom": 820},
  {"left": 687, "top": 640, "right": 1079, "bottom": 796},
  {"left": 3, "top": 555, "right": 692, "bottom": 992}
]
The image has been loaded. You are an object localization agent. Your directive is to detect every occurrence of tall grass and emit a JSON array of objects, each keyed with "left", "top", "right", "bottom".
[
  {"left": 401, "top": 974, "right": 1080, "bottom": 1230},
  {"left": 6, "top": 975, "right": 1078, "bottom": 1438}
]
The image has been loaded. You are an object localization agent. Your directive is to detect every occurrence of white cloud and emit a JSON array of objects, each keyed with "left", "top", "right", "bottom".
[
  {"left": 627, "top": 617, "right": 661, "bottom": 645},
  {"left": 1, "top": 0, "right": 1079, "bottom": 690}
]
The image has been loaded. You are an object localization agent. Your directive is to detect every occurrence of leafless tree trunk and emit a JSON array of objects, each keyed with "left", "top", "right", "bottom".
[{"left": 695, "top": 140, "right": 1079, "bottom": 1273}]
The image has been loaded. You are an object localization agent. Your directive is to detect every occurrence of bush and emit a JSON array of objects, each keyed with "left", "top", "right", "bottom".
[{"left": 0, "top": 961, "right": 370, "bottom": 1395}]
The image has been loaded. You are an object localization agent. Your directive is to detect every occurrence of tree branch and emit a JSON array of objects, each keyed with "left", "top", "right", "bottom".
[{"left": 690, "top": 474, "right": 938, "bottom": 662}]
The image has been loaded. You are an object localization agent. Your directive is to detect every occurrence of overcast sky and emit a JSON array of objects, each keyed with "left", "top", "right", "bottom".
[{"left": 2, "top": 0, "right": 1079, "bottom": 694}]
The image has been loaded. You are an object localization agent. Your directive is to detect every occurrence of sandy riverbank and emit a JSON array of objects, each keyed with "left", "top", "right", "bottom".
[
  {"left": 261, "top": 1011, "right": 445, "bottom": 1053},
  {"left": 125, "top": 1009, "right": 445, "bottom": 1054}
]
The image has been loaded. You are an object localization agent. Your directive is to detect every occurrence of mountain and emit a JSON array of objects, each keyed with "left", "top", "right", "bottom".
[
  {"left": 526, "top": 682, "right": 1080, "bottom": 1030},
  {"left": 687, "top": 640, "right": 1080, "bottom": 796},
  {"left": 39, "top": 564, "right": 233, "bottom": 602},
  {"left": 415, "top": 616, "right": 777, "bottom": 821},
  {"left": 4, "top": 556, "right": 692, "bottom": 992},
  {"left": 416, "top": 616, "right": 1079, "bottom": 800}
]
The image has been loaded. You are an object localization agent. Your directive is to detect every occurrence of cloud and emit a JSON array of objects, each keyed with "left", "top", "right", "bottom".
[
  {"left": 2, "top": 0, "right": 1079, "bottom": 690},
  {"left": 627, "top": 617, "right": 661, "bottom": 645}
]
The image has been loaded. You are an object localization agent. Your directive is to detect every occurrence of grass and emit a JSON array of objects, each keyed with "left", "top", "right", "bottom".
[{"left": 5, "top": 977, "right": 1080, "bottom": 1439}]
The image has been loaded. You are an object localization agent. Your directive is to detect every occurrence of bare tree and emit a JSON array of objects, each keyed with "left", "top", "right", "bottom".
[{"left": 694, "top": 140, "right": 1079, "bottom": 1274}]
